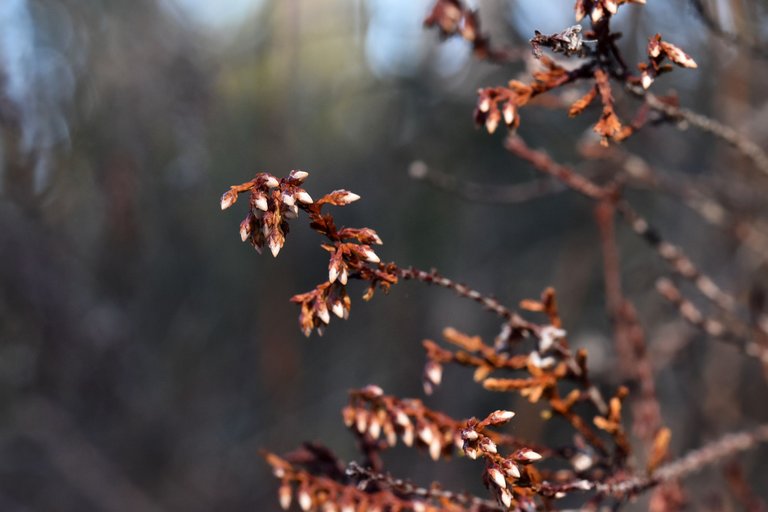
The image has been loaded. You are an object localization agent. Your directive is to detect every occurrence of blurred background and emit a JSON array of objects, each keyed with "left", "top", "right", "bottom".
[{"left": 1, "top": 0, "right": 767, "bottom": 510}]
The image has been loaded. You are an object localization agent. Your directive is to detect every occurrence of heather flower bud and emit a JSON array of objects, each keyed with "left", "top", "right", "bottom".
[
  {"left": 499, "top": 487, "right": 513, "bottom": 508},
  {"left": 424, "top": 360, "right": 443, "bottom": 388},
  {"left": 486, "top": 409, "right": 516, "bottom": 425},
  {"left": 464, "top": 444, "right": 479, "bottom": 460},
  {"left": 502, "top": 459, "right": 521, "bottom": 479},
  {"left": 429, "top": 438, "right": 442, "bottom": 460},
  {"left": 503, "top": 103, "right": 515, "bottom": 126},
  {"left": 282, "top": 193, "right": 296, "bottom": 207},
  {"left": 296, "top": 190, "right": 313, "bottom": 204},
  {"left": 264, "top": 176, "right": 280, "bottom": 188},
  {"left": 361, "top": 248, "right": 380, "bottom": 263},
  {"left": 418, "top": 425, "right": 434, "bottom": 445},
  {"left": 331, "top": 300, "right": 345, "bottom": 319},
  {"left": 220, "top": 190, "right": 238, "bottom": 210},
  {"left": 254, "top": 194, "right": 269, "bottom": 212},
  {"left": 239, "top": 215, "right": 253, "bottom": 242},
  {"left": 362, "top": 384, "right": 384, "bottom": 397},
  {"left": 268, "top": 239, "right": 282, "bottom": 258},
  {"left": 279, "top": 484, "right": 292, "bottom": 510},
  {"left": 518, "top": 449, "right": 543, "bottom": 462},
  {"left": 460, "top": 428, "right": 479, "bottom": 441},
  {"left": 479, "top": 436, "right": 497, "bottom": 454},
  {"left": 488, "top": 467, "right": 506, "bottom": 489},
  {"left": 298, "top": 488, "right": 312, "bottom": 511},
  {"left": 290, "top": 170, "right": 309, "bottom": 182}
]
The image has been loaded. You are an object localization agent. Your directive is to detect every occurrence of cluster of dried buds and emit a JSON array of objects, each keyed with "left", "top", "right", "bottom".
[
  {"left": 636, "top": 34, "right": 698, "bottom": 90},
  {"left": 343, "top": 385, "right": 466, "bottom": 461},
  {"left": 435, "top": 0, "right": 697, "bottom": 146},
  {"left": 574, "top": 0, "right": 646, "bottom": 24},
  {"left": 265, "top": 450, "right": 435, "bottom": 512},
  {"left": 221, "top": 171, "right": 402, "bottom": 336},
  {"left": 460, "top": 411, "right": 543, "bottom": 509}
]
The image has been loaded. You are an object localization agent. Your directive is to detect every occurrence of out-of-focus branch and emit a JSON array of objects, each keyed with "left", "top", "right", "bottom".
[{"left": 689, "top": 0, "right": 768, "bottom": 60}]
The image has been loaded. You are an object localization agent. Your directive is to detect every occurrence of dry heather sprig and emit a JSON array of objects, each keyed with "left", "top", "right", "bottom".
[{"left": 428, "top": 0, "right": 697, "bottom": 146}]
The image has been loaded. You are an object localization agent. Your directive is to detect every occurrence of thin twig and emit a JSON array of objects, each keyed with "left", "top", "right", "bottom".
[{"left": 346, "top": 462, "right": 504, "bottom": 511}]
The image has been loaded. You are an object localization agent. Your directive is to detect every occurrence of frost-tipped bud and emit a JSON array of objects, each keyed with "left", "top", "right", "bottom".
[
  {"left": 298, "top": 487, "right": 312, "bottom": 511},
  {"left": 464, "top": 444, "right": 479, "bottom": 460},
  {"left": 661, "top": 41, "right": 697, "bottom": 68},
  {"left": 429, "top": 438, "right": 442, "bottom": 460},
  {"left": 461, "top": 428, "right": 479, "bottom": 441},
  {"left": 487, "top": 410, "right": 516, "bottom": 425},
  {"left": 503, "top": 103, "right": 515, "bottom": 126},
  {"left": 264, "top": 176, "right": 280, "bottom": 188},
  {"left": 424, "top": 361, "right": 443, "bottom": 388},
  {"left": 480, "top": 436, "right": 498, "bottom": 454},
  {"left": 368, "top": 416, "right": 381, "bottom": 439},
  {"left": 339, "top": 268, "right": 348, "bottom": 285},
  {"left": 502, "top": 459, "right": 521, "bottom": 479},
  {"left": 479, "top": 96, "right": 491, "bottom": 113},
  {"left": 240, "top": 215, "right": 253, "bottom": 242},
  {"left": 296, "top": 190, "right": 313, "bottom": 204},
  {"left": 254, "top": 194, "right": 269, "bottom": 212},
  {"left": 290, "top": 170, "right": 309, "bottom": 182},
  {"left": 517, "top": 449, "right": 543, "bottom": 462},
  {"left": 220, "top": 190, "right": 237, "bottom": 210},
  {"left": 362, "top": 384, "right": 384, "bottom": 397},
  {"left": 279, "top": 484, "right": 292, "bottom": 510},
  {"left": 332, "top": 300, "right": 345, "bottom": 319},
  {"left": 362, "top": 248, "right": 380, "bottom": 263},
  {"left": 341, "top": 191, "right": 361, "bottom": 203},
  {"left": 499, "top": 488, "right": 513, "bottom": 509},
  {"left": 418, "top": 425, "right": 434, "bottom": 445},
  {"left": 395, "top": 410, "right": 411, "bottom": 428},
  {"left": 402, "top": 425, "right": 415, "bottom": 447},
  {"left": 328, "top": 265, "right": 339, "bottom": 284},
  {"left": 316, "top": 302, "right": 331, "bottom": 325},
  {"left": 282, "top": 193, "right": 296, "bottom": 207},
  {"left": 269, "top": 238, "right": 282, "bottom": 258},
  {"left": 488, "top": 467, "right": 506, "bottom": 489},
  {"left": 641, "top": 71, "right": 654, "bottom": 90}
]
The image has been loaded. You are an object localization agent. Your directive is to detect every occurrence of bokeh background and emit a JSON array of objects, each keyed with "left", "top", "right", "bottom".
[{"left": 1, "top": 0, "right": 767, "bottom": 510}]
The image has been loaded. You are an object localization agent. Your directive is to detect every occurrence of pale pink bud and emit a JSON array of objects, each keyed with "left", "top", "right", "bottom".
[
  {"left": 328, "top": 265, "right": 339, "bottom": 284},
  {"left": 641, "top": 71, "right": 654, "bottom": 90},
  {"left": 269, "top": 239, "right": 281, "bottom": 258},
  {"left": 604, "top": 0, "right": 618, "bottom": 14},
  {"left": 591, "top": 5, "right": 604, "bottom": 23},
  {"left": 339, "top": 268, "right": 348, "bottom": 285},
  {"left": 429, "top": 438, "right": 442, "bottom": 460},
  {"left": 316, "top": 303, "right": 330, "bottom": 325},
  {"left": 362, "top": 384, "right": 384, "bottom": 397},
  {"left": 332, "top": 300, "right": 345, "bottom": 319},
  {"left": 499, "top": 488, "right": 513, "bottom": 508},
  {"left": 362, "top": 248, "right": 380, "bottom": 263},
  {"left": 239, "top": 217, "right": 252, "bottom": 242},
  {"left": 461, "top": 428, "right": 478, "bottom": 441},
  {"left": 368, "top": 417, "right": 381, "bottom": 439},
  {"left": 418, "top": 425, "right": 434, "bottom": 445},
  {"left": 488, "top": 467, "right": 506, "bottom": 489},
  {"left": 503, "top": 103, "right": 515, "bottom": 126},
  {"left": 291, "top": 170, "right": 309, "bottom": 182},
  {"left": 254, "top": 194, "right": 269, "bottom": 212},
  {"left": 279, "top": 484, "right": 292, "bottom": 510},
  {"left": 519, "top": 449, "right": 543, "bottom": 462},
  {"left": 220, "top": 190, "right": 237, "bottom": 210},
  {"left": 282, "top": 193, "right": 295, "bottom": 207},
  {"left": 502, "top": 460, "right": 521, "bottom": 479},
  {"left": 479, "top": 97, "right": 491, "bottom": 113},
  {"left": 402, "top": 426, "right": 414, "bottom": 447},
  {"left": 298, "top": 488, "right": 312, "bottom": 511},
  {"left": 480, "top": 436, "right": 498, "bottom": 454},
  {"left": 264, "top": 176, "right": 280, "bottom": 188},
  {"left": 296, "top": 190, "right": 313, "bottom": 204},
  {"left": 464, "top": 445, "right": 479, "bottom": 459},
  {"left": 487, "top": 410, "right": 516, "bottom": 424},
  {"left": 424, "top": 360, "right": 443, "bottom": 387}
]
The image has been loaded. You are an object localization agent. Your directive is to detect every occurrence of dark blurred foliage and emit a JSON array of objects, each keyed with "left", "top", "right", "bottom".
[{"left": 1, "top": 0, "right": 767, "bottom": 510}]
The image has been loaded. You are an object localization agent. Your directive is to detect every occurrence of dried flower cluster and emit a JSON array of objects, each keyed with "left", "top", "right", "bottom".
[
  {"left": 469, "top": 0, "right": 697, "bottom": 146},
  {"left": 221, "top": 0, "right": 768, "bottom": 510}
]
